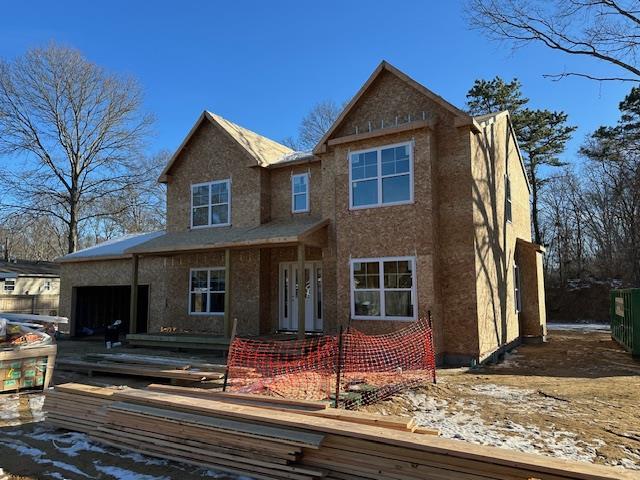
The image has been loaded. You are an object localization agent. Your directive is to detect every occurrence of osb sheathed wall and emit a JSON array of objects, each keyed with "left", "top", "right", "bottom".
[
  {"left": 516, "top": 243, "right": 547, "bottom": 339},
  {"left": 149, "top": 249, "right": 262, "bottom": 336},
  {"left": 59, "top": 258, "right": 165, "bottom": 335},
  {"left": 269, "top": 162, "right": 322, "bottom": 220},
  {"left": 165, "top": 120, "right": 265, "bottom": 232},
  {"left": 60, "top": 249, "right": 265, "bottom": 337},
  {"left": 471, "top": 116, "right": 534, "bottom": 362},
  {"left": 319, "top": 70, "right": 455, "bottom": 347}
]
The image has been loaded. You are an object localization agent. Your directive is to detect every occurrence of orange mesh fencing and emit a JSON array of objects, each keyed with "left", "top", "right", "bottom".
[{"left": 226, "top": 317, "right": 436, "bottom": 409}]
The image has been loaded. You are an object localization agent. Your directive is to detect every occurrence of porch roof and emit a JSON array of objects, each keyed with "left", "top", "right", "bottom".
[{"left": 126, "top": 216, "right": 329, "bottom": 255}]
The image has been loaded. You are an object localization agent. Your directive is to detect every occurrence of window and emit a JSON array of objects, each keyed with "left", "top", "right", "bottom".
[
  {"left": 505, "top": 175, "right": 512, "bottom": 223},
  {"left": 350, "top": 143, "right": 413, "bottom": 209},
  {"left": 3, "top": 278, "right": 15, "bottom": 292},
  {"left": 291, "top": 173, "right": 309, "bottom": 213},
  {"left": 43, "top": 280, "right": 51, "bottom": 291},
  {"left": 191, "top": 180, "right": 231, "bottom": 228},
  {"left": 350, "top": 257, "right": 416, "bottom": 320},
  {"left": 189, "top": 268, "right": 226, "bottom": 315},
  {"left": 514, "top": 263, "right": 522, "bottom": 313}
]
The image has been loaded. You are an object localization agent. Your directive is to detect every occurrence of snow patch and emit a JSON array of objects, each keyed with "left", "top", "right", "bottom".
[
  {"left": 0, "top": 438, "right": 90, "bottom": 477},
  {"left": 93, "top": 462, "right": 170, "bottom": 480},
  {"left": 547, "top": 323, "right": 610, "bottom": 332},
  {"left": 405, "top": 390, "right": 605, "bottom": 464}
]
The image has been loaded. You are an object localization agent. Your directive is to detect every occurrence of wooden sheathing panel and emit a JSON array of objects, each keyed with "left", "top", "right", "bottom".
[{"left": 471, "top": 115, "right": 534, "bottom": 361}]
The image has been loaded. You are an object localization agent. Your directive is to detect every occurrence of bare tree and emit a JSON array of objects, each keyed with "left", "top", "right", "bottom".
[
  {"left": 0, "top": 44, "right": 153, "bottom": 253},
  {"left": 467, "top": 0, "right": 640, "bottom": 82},
  {"left": 284, "top": 100, "right": 342, "bottom": 151}
]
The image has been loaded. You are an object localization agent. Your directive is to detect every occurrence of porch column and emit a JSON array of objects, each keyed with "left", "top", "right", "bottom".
[
  {"left": 297, "top": 243, "right": 306, "bottom": 339},
  {"left": 224, "top": 248, "right": 232, "bottom": 338},
  {"left": 129, "top": 254, "right": 139, "bottom": 335}
]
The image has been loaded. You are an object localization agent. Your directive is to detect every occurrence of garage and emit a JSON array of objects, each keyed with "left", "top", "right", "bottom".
[{"left": 73, "top": 285, "right": 148, "bottom": 337}]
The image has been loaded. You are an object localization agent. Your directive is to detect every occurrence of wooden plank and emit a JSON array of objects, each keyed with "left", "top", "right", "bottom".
[
  {"left": 90, "top": 433, "right": 301, "bottom": 480},
  {"left": 111, "top": 389, "right": 635, "bottom": 480},
  {"left": 321, "top": 435, "right": 568, "bottom": 480},
  {"left": 53, "top": 383, "right": 128, "bottom": 399},
  {"left": 96, "top": 425, "right": 324, "bottom": 478},
  {"left": 83, "top": 353, "right": 226, "bottom": 372},
  {"left": 55, "top": 360, "right": 224, "bottom": 381},
  {"left": 100, "top": 423, "right": 296, "bottom": 464},
  {"left": 103, "top": 410, "right": 301, "bottom": 458},
  {"left": 147, "top": 384, "right": 328, "bottom": 410},
  {"left": 108, "top": 401, "right": 325, "bottom": 448},
  {"left": 144, "top": 384, "right": 432, "bottom": 433}
]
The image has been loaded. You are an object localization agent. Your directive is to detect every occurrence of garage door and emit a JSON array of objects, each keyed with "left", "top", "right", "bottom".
[{"left": 73, "top": 285, "right": 148, "bottom": 336}]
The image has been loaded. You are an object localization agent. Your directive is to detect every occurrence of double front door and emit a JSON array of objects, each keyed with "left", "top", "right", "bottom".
[{"left": 279, "top": 262, "right": 322, "bottom": 332}]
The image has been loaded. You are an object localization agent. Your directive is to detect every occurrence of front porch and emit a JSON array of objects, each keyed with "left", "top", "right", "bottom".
[{"left": 125, "top": 217, "right": 330, "bottom": 341}]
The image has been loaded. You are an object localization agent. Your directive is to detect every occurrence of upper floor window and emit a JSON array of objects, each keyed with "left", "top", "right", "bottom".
[
  {"left": 3, "top": 278, "right": 15, "bottom": 292},
  {"left": 291, "top": 173, "right": 309, "bottom": 213},
  {"left": 349, "top": 142, "right": 413, "bottom": 209},
  {"left": 191, "top": 179, "right": 231, "bottom": 228},
  {"left": 43, "top": 280, "right": 51, "bottom": 291},
  {"left": 350, "top": 256, "right": 416, "bottom": 321},
  {"left": 505, "top": 175, "right": 512, "bottom": 223}
]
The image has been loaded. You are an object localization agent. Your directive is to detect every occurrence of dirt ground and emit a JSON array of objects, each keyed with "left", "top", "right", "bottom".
[
  {"left": 366, "top": 325, "right": 640, "bottom": 471},
  {"left": 1, "top": 327, "right": 639, "bottom": 479}
]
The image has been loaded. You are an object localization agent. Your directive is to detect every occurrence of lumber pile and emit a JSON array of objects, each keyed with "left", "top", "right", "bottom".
[
  {"left": 44, "top": 383, "right": 635, "bottom": 480},
  {"left": 55, "top": 356, "right": 225, "bottom": 384}
]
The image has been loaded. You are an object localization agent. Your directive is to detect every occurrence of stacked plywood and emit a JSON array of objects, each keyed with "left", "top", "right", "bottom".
[{"left": 44, "top": 383, "right": 635, "bottom": 480}]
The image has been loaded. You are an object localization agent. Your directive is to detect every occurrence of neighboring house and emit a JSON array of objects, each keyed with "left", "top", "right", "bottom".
[
  {"left": 58, "top": 61, "right": 546, "bottom": 365},
  {"left": 0, "top": 260, "right": 60, "bottom": 316}
]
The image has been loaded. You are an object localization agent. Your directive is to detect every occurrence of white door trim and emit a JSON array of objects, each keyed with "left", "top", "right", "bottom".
[{"left": 278, "top": 261, "right": 323, "bottom": 332}]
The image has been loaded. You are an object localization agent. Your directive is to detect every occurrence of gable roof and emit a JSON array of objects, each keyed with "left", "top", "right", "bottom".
[
  {"left": 159, "top": 111, "right": 294, "bottom": 182},
  {"left": 313, "top": 60, "right": 474, "bottom": 154},
  {"left": 474, "top": 110, "right": 531, "bottom": 194}
]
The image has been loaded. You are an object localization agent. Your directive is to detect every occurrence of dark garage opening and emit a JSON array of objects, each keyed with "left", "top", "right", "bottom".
[{"left": 73, "top": 285, "right": 148, "bottom": 337}]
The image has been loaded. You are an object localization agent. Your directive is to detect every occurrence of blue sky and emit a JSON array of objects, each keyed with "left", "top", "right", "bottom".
[{"left": 0, "top": 1, "right": 631, "bottom": 165}]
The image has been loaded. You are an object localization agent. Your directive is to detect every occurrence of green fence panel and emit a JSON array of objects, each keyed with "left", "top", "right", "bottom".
[{"left": 610, "top": 288, "right": 640, "bottom": 357}]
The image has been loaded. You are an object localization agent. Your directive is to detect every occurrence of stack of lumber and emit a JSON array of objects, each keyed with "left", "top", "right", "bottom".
[
  {"left": 55, "top": 353, "right": 225, "bottom": 384},
  {"left": 44, "top": 383, "right": 635, "bottom": 480},
  {"left": 44, "top": 383, "right": 120, "bottom": 434}
]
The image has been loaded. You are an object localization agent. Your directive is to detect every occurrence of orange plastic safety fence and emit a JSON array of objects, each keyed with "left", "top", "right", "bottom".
[{"left": 226, "top": 318, "right": 435, "bottom": 409}]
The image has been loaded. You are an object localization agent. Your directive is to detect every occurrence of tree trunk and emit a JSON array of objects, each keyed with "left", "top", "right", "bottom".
[
  {"left": 67, "top": 189, "right": 79, "bottom": 254},
  {"left": 530, "top": 167, "right": 542, "bottom": 245}
]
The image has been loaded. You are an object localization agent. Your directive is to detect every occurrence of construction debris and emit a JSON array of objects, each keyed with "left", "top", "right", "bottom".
[
  {"left": 0, "top": 318, "right": 57, "bottom": 393},
  {"left": 43, "top": 383, "right": 635, "bottom": 480}
]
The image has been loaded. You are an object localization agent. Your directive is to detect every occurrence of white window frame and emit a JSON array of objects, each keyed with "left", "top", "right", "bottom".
[
  {"left": 188, "top": 267, "right": 226, "bottom": 316},
  {"left": 3, "top": 278, "right": 15, "bottom": 293},
  {"left": 350, "top": 256, "right": 417, "bottom": 321},
  {"left": 505, "top": 175, "right": 512, "bottom": 224},
  {"left": 291, "top": 173, "right": 310, "bottom": 213},
  {"left": 190, "top": 179, "right": 231, "bottom": 229},
  {"left": 348, "top": 141, "right": 414, "bottom": 210}
]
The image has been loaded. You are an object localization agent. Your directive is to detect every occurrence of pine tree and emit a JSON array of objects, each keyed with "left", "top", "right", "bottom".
[{"left": 466, "top": 77, "right": 576, "bottom": 244}]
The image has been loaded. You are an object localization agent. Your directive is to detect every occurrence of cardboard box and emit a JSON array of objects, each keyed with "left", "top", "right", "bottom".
[{"left": 1, "top": 368, "right": 21, "bottom": 380}]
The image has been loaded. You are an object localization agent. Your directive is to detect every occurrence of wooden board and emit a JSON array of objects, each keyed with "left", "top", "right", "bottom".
[
  {"left": 55, "top": 360, "right": 223, "bottom": 381},
  {"left": 109, "top": 401, "right": 325, "bottom": 448}
]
